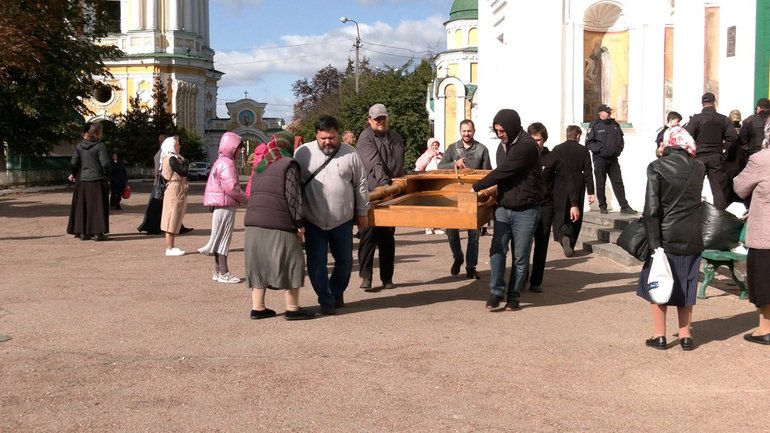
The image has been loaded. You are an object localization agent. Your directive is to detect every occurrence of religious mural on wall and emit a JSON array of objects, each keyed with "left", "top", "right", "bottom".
[{"left": 583, "top": 30, "right": 629, "bottom": 123}]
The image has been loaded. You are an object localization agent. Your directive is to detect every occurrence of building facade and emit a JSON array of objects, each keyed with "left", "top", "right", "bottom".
[
  {"left": 86, "top": 0, "right": 283, "bottom": 163},
  {"left": 474, "top": 0, "right": 769, "bottom": 211},
  {"left": 427, "top": 0, "right": 480, "bottom": 149}
]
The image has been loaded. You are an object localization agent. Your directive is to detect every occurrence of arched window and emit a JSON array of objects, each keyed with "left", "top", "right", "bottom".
[{"left": 583, "top": 2, "right": 629, "bottom": 123}]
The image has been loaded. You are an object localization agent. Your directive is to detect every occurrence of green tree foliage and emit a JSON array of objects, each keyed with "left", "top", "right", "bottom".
[
  {"left": 106, "top": 78, "right": 204, "bottom": 166},
  {"left": 291, "top": 58, "right": 433, "bottom": 171},
  {"left": 0, "top": 1, "right": 123, "bottom": 156}
]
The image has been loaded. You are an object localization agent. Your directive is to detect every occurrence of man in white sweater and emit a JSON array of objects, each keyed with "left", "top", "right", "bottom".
[{"left": 294, "top": 115, "right": 370, "bottom": 315}]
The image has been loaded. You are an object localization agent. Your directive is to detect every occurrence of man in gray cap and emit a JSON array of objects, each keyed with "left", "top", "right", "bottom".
[
  {"left": 585, "top": 104, "right": 636, "bottom": 214},
  {"left": 685, "top": 92, "right": 737, "bottom": 210},
  {"left": 355, "top": 103, "right": 405, "bottom": 291}
]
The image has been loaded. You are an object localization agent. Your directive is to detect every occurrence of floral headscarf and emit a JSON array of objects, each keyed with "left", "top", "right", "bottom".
[
  {"left": 662, "top": 126, "right": 697, "bottom": 158},
  {"left": 245, "top": 131, "right": 296, "bottom": 197}
]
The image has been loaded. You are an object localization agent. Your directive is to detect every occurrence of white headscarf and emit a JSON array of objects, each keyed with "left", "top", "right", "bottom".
[{"left": 159, "top": 136, "right": 179, "bottom": 172}]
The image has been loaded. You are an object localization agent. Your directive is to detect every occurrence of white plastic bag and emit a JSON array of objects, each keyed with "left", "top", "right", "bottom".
[{"left": 647, "top": 247, "right": 673, "bottom": 304}]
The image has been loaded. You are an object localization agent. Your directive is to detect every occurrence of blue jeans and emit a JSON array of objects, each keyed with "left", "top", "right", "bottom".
[
  {"left": 446, "top": 229, "right": 480, "bottom": 271},
  {"left": 305, "top": 220, "right": 354, "bottom": 307},
  {"left": 489, "top": 206, "right": 540, "bottom": 301}
]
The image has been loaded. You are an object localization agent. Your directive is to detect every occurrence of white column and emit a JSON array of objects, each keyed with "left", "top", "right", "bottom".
[
  {"left": 130, "top": 0, "right": 143, "bottom": 30},
  {"left": 145, "top": 0, "right": 156, "bottom": 30},
  {"left": 184, "top": 1, "right": 193, "bottom": 31},
  {"left": 168, "top": 0, "right": 179, "bottom": 30},
  {"left": 672, "top": 0, "right": 706, "bottom": 117},
  {"left": 203, "top": 0, "right": 210, "bottom": 46}
]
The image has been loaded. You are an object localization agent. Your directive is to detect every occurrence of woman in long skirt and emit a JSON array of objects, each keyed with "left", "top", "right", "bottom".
[{"left": 637, "top": 126, "right": 705, "bottom": 351}]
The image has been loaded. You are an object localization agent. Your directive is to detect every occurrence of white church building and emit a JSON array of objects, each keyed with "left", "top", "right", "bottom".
[{"left": 432, "top": 0, "right": 769, "bottom": 212}]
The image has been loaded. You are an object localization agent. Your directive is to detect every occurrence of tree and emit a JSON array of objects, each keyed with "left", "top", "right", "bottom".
[
  {"left": 0, "top": 1, "right": 123, "bottom": 156},
  {"left": 291, "top": 58, "right": 433, "bottom": 170},
  {"left": 107, "top": 78, "right": 204, "bottom": 165}
]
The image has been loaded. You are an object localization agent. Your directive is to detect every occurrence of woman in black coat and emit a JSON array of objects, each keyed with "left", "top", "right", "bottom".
[
  {"left": 638, "top": 126, "right": 705, "bottom": 351},
  {"left": 66, "top": 122, "right": 111, "bottom": 241}
]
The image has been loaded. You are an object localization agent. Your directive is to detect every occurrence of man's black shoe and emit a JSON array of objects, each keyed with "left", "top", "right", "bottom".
[
  {"left": 333, "top": 295, "right": 344, "bottom": 309},
  {"left": 599, "top": 208, "right": 608, "bottom": 214},
  {"left": 320, "top": 305, "right": 337, "bottom": 316},
  {"left": 450, "top": 258, "right": 463, "bottom": 276},
  {"left": 620, "top": 207, "right": 638, "bottom": 214},
  {"left": 179, "top": 226, "right": 193, "bottom": 234},
  {"left": 466, "top": 268, "right": 480, "bottom": 280},
  {"left": 561, "top": 237, "right": 574, "bottom": 257}
]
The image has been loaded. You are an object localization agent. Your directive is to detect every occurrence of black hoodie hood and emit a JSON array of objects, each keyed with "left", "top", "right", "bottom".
[
  {"left": 493, "top": 109, "right": 522, "bottom": 146},
  {"left": 78, "top": 139, "right": 101, "bottom": 151}
]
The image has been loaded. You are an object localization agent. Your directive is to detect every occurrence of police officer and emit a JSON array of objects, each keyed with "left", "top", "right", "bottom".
[
  {"left": 685, "top": 92, "right": 738, "bottom": 210},
  {"left": 585, "top": 104, "right": 636, "bottom": 214}
]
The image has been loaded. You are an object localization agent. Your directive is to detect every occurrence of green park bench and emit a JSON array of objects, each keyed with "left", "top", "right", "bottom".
[{"left": 698, "top": 223, "right": 748, "bottom": 300}]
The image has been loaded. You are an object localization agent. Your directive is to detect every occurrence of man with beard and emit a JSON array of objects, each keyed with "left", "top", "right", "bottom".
[
  {"left": 439, "top": 119, "right": 492, "bottom": 279},
  {"left": 294, "top": 116, "right": 370, "bottom": 315},
  {"left": 472, "top": 109, "right": 544, "bottom": 311},
  {"left": 355, "top": 103, "right": 405, "bottom": 292}
]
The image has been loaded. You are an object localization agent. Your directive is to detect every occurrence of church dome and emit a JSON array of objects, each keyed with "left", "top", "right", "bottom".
[{"left": 448, "top": 0, "right": 477, "bottom": 21}]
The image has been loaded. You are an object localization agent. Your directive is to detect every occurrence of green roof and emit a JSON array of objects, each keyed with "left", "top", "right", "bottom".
[{"left": 449, "top": 0, "right": 478, "bottom": 21}]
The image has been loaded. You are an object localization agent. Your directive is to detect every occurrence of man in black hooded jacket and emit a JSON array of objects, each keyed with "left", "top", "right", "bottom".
[{"left": 472, "top": 109, "right": 544, "bottom": 311}]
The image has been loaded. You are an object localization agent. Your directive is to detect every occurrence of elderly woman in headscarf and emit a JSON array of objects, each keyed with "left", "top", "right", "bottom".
[
  {"left": 159, "top": 135, "right": 189, "bottom": 256},
  {"left": 638, "top": 126, "right": 705, "bottom": 351},
  {"left": 243, "top": 131, "right": 315, "bottom": 321},
  {"left": 733, "top": 119, "right": 770, "bottom": 345}
]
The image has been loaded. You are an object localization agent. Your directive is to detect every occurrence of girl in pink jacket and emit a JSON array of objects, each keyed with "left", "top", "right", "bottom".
[{"left": 198, "top": 132, "right": 248, "bottom": 283}]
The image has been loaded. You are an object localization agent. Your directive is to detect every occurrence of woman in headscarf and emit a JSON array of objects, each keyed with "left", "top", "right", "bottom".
[
  {"left": 66, "top": 122, "right": 111, "bottom": 241},
  {"left": 638, "top": 126, "right": 705, "bottom": 351},
  {"left": 243, "top": 132, "right": 315, "bottom": 321},
  {"left": 159, "top": 136, "right": 189, "bottom": 256},
  {"left": 733, "top": 120, "right": 770, "bottom": 345}
]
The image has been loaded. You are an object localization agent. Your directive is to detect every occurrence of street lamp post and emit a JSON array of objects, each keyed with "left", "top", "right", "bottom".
[{"left": 339, "top": 16, "right": 361, "bottom": 94}]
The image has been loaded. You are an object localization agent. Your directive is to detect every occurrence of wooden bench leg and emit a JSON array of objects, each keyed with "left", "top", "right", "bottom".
[{"left": 699, "top": 260, "right": 716, "bottom": 299}]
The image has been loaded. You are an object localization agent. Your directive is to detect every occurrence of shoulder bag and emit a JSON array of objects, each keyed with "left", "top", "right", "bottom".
[
  {"left": 616, "top": 165, "right": 695, "bottom": 261},
  {"left": 151, "top": 175, "right": 167, "bottom": 200}
]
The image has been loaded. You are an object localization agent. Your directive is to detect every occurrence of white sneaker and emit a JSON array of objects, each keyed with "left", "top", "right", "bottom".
[
  {"left": 433, "top": 229, "right": 445, "bottom": 235},
  {"left": 425, "top": 228, "right": 434, "bottom": 235},
  {"left": 212, "top": 271, "right": 219, "bottom": 281},
  {"left": 165, "top": 248, "right": 185, "bottom": 256},
  {"left": 217, "top": 272, "right": 241, "bottom": 284}
]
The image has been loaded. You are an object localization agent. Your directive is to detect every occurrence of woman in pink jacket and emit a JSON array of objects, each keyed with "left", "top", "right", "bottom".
[
  {"left": 734, "top": 126, "right": 770, "bottom": 345},
  {"left": 198, "top": 132, "right": 248, "bottom": 283}
]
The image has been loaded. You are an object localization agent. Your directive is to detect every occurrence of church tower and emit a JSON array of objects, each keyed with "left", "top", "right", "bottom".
[
  {"left": 427, "top": 0, "right": 479, "bottom": 148},
  {"left": 84, "top": 0, "right": 222, "bottom": 140}
]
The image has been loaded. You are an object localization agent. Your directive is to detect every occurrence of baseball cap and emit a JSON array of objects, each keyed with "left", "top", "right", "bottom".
[
  {"left": 368, "top": 103, "right": 388, "bottom": 119},
  {"left": 701, "top": 92, "right": 716, "bottom": 103},
  {"left": 598, "top": 104, "right": 612, "bottom": 113}
]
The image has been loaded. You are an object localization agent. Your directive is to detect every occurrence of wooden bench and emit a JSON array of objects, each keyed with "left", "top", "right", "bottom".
[{"left": 697, "top": 224, "right": 747, "bottom": 300}]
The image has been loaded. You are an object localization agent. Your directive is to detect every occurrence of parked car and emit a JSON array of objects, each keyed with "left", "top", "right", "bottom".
[{"left": 188, "top": 161, "right": 210, "bottom": 180}]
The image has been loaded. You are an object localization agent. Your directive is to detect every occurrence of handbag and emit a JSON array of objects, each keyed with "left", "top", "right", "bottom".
[
  {"left": 151, "top": 175, "right": 167, "bottom": 200},
  {"left": 647, "top": 247, "right": 674, "bottom": 304},
  {"left": 617, "top": 218, "right": 648, "bottom": 261},
  {"left": 121, "top": 184, "right": 131, "bottom": 199},
  {"left": 616, "top": 163, "right": 696, "bottom": 261}
]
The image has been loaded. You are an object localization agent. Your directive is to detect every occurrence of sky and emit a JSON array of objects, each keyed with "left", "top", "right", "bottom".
[{"left": 208, "top": 0, "right": 454, "bottom": 120}]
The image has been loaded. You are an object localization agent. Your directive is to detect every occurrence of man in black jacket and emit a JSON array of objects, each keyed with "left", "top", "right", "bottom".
[
  {"left": 685, "top": 92, "right": 738, "bottom": 210},
  {"left": 356, "top": 103, "right": 405, "bottom": 292},
  {"left": 586, "top": 104, "right": 635, "bottom": 214},
  {"left": 472, "top": 109, "right": 543, "bottom": 311}
]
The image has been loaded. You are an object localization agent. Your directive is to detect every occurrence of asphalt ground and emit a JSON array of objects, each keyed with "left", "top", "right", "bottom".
[{"left": 1, "top": 181, "right": 767, "bottom": 432}]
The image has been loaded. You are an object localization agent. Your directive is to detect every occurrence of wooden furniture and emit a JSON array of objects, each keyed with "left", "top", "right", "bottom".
[{"left": 367, "top": 169, "right": 496, "bottom": 230}]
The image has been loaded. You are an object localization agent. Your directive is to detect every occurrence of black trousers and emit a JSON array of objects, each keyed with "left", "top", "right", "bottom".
[
  {"left": 530, "top": 204, "right": 554, "bottom": 287},
  {"left": 593, "top": 156, "right": 629, "bottom": 210},
  {"left": 696, "top": 153, "right": 727, "bottom": 210},
  {"left": 357, "top": 226, "right": 396, "bottom": 282}
]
